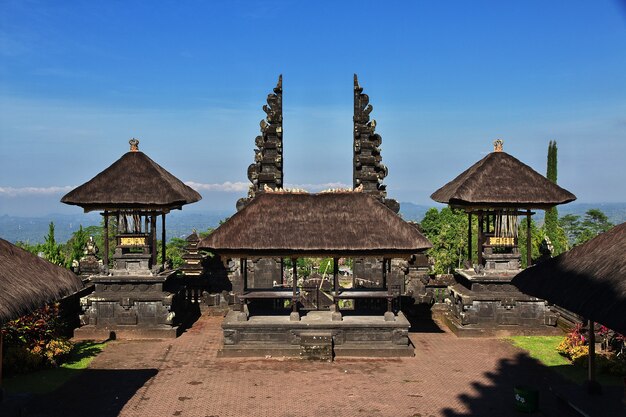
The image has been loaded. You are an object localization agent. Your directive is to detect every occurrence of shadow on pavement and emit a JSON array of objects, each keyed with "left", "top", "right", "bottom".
[
  {"left": 441, "top": 351, "right": 624, "bottom": 417},
  {"left": 7, "top": 368, "right": 158, "bottom": 417},
  {"left": 404, "top": 303, "right": 446, "bottom": 333}
]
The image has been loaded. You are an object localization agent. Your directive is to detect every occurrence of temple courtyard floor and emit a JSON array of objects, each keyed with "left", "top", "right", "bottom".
[{"left": 7, "top": 312, "right": 625, "bottom": 417}]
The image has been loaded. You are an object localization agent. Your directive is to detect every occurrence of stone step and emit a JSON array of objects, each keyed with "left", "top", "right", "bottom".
[{"left": 299, "top": 332, "right": 333, "bottom": 361}]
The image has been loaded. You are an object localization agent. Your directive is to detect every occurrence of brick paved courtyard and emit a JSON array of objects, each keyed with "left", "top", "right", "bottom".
[{"left": 21, "top": 312, "right": 616, "bottom": 417}]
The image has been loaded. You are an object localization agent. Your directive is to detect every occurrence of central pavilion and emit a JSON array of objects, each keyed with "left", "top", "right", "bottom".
[{"left": 198, "top": 189, "right": 432, "bottom": 358}]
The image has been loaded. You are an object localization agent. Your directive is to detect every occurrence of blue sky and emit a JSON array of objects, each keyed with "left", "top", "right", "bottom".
[{"left": 1, "top": 0, "right": 625, "bottom": 216}]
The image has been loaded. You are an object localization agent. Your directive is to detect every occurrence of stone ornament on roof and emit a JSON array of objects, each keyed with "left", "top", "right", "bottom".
[
  {"left": 129, "top": 138, "right": 139, "bottom": 152},
  {"left": 493, "top": 139, "right": 503, "bottom": 152}
]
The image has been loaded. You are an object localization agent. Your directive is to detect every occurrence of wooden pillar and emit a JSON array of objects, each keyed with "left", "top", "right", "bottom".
[
  {"left": 382, "top": 258, "right": 387, "bottom": 289},
  {"left": 1, "top": 331, "right": 4, "bottom": 401},
  {"left": 585, "top": 319, "right": 603, "bottom": 394},
  {"left": 333, "top": 258, "right": 339, "bottom": 294},
  {"left": 161, "top": 213, "right": 166, "bottom": 267},
  {"left": 467, "top": 212, "right": 472, "bottom": 265},
  {"left": 526, "top": 210, "right": 532, "bottom": 268},
  {"left": 242, "top": 258, "right": 248, "bottom": 291},
  {"left": 291, "top": 258, "right": 298, "bottom": 313},
  {"left": 588, "top": 320, "right": 596, "bottom": 385},
  {"left": 103, "top": 211, "right": 109, "bottom": 272},
  {"left": 477, "top": 211, "right": 484, "bottom": 266},
  {"left": 150, "top": 213, "right": 157, "bottom": 267}
]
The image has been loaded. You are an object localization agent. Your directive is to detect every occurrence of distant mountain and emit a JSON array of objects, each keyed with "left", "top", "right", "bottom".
[
  {"left": 399, "top": 202, "right": 437, "bottom": 222},
  {"left": 554, "top": 202, "right": 626, "bottom": 226},
  {"left": 399, "top": 202, "right": 626, "bottom": 226},
  {"left": 1, "top": 203, "right": 624, "bottom": 244},
  {"left": 0, "top": 210, "right": 233, "bottom": 244}
]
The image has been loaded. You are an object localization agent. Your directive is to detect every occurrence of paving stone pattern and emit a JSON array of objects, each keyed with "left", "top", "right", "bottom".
[{"left": 25, "top": 314, "right": 596, "bottom": 417}]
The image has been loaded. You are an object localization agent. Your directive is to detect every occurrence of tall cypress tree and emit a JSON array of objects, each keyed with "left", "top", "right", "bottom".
[{"left": 544, "top": 140, "right": 564, "bottom": 255}]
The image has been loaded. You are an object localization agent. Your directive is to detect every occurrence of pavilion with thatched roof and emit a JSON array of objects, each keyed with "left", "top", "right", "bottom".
[
  {"left": 198, "top": 190, "right": 431, "bottom": 358},
  {"left": 512, "top": 222, "right": 625, "bottom": 334},
  {"left": 513, "top": 222, "right": 626, "bottom": 393},
  {"left": 432, "top": 139, "right": 576, "bottom": 268},
  {"left": 0, "top": 238, "right": 84, "bottom": 398},
  {"left": 430, "top": 140, "right": 576, "bottom": 335},
  {"left": 0, "top": 239, "right": 84, "bottom": 324},
  {"left": 62, "top": 138, "right": 201, "bottom": 271},
  {"left": 62, "top": 139, "right": 200, "bottom": 339}
]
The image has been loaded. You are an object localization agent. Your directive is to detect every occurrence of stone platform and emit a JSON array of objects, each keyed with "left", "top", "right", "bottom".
[
  {"left": 444, "top": 268, "right": 559, "bottom": 337},
  {"left": 74, "top": 270, "right": 182, "bottom": 340},
  {"left": 219, "top": 310, "right": 413, "bottom": 358}
]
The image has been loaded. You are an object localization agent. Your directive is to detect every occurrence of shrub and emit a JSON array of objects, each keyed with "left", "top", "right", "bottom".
[
  {"left": 556, "top": 324, "right": 626, "bottom": 377},
  {"left": 1, "top": 303, "right": 73, "bottom": 375},
  {"left": 557, "top": 324, "right": 586, "bottom": 360}
]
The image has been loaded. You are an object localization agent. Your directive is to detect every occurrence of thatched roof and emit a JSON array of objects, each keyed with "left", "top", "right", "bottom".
[
  {"left": 61, "top": 148, "right": 201, "bottom": 212},
  {"left": 431, "top": 149, "right": 576, "bottom": 209},
  {"left": 198, "top": 192, "right": 432, "bottom": 257},
  {"left": 0, "top": 238, "right": 84, "bottom": 323},
  {"left": 512, "top": 222, "right": 626, "bottom": 333}
]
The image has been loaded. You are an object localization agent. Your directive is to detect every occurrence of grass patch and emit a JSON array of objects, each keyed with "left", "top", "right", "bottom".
[
  {"left": 4, "top": 340, "right": 106, "bottom": 395},
  {"left": 507, "top": 336, "right": 623, "bottom": 386},
  {"left": 508, "top": 336, "right": 569, "bottom": 367}
]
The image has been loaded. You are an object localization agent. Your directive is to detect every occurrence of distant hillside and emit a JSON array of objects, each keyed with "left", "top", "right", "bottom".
[
  {"left": 1, "top": 203, "right": 624, "bottom": 244},
  {"left": 399, "top": 202, "right": 437, "bottom": 222},
  {"left": 0, "top": 210, "right": 233, "bottom": 244},
  {"left": 399, "top": 202, "right": 626, "bottom": 226}
]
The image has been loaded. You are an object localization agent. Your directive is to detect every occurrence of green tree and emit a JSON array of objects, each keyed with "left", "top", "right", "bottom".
[
  {"left": 577, "top": 209, "right": 613, "bottom": 245},
  {"left": 559, "top": 213, "right": 582, "bottom": 246},
  {"left": 165, "top": 237, "right": 188, "bottom": 269},
  {"left": 543, "top": 140, "right": 567, "bottom": 255},
  {"left": 420, "top": 207, "right": 473, "bottom": 274},
  {"left": 559, "top": 209, "right": 614, "bottom": 247},
  {"left": 283, "top": 257, "right": 314, "bottom": 278},
  {"left": 15, "top": 241, "right": 41, "bottom": 256},
  {"left": 518, "top": 217, "right": 543, "bottom": 268},
  {"left": 41, "top": 222, "right": 65, "bottom": 266},
  {"left": 63, "top": 225, "right": 89, "bottom": 268}
]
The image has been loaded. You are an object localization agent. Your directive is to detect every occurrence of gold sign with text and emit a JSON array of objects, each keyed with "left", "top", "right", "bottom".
[
  {"left": 489, "top": 237, "right": 515, "bottom": 246},
  {"left": 120, "top": 237, "right": 146, "bottom": 246}
]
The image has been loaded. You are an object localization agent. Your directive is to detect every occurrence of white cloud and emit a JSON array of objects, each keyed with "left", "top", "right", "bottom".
[
  {"left": 0, "top": 181, "right": 353, "bottom": 198},
  {"left": 185, "top": 181, "right": 352, "bottom": 193},
  {"left": 185, "top": 181, "right": 249, "bottom": 192},
  {"left": 0, "top": 185, "right": 75, "bottom": 197},
  {"left": 284, "top": 182, "right": 351, "bottom": 191}
]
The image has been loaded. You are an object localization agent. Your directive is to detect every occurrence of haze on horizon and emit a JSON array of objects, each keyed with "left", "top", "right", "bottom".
[{"left": 1, "top": 1, "right": 625, "bottom": 217}]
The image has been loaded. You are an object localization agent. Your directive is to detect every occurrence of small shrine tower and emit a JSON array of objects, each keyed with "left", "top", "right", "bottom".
[
  {"left": 431, "top": 140, "right": 576, "bottom": 334},
  {"left": 61, "top": 139, "right": 201, "bottom": 338}
]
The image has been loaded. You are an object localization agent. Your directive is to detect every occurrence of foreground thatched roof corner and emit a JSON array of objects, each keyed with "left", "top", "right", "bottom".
[
  {"left": 512, "top": 222, "right": 626, "bottom": 334},
  {"left": 431, "top": 144, "right": 576, "bottom": 209},
  {"left": 198, "top": 192, "right": 432, "bottom": 257},
  {"left": 61, "top": 140, "right": 201, "bottom": 212},
  {"left": 0, "top": 238, "right": 84, "bottom": 323}
]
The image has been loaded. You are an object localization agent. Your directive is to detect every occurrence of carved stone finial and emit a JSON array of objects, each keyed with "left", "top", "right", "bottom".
[
  {"left": 493, "top": 139, "right": 504, "bottom": 152},
  {"left": 353, "top": 75, "right": 398, "bottom": 212},
  {"left": 129, "top": 138, "right": 139, "bottom": 152},
  {"left": 238, "top": 76, "right": 284, "bottom": 211}
]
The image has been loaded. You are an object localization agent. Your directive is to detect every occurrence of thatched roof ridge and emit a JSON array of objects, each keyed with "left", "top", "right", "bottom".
[
  {"left": 198, "top": 192, "right": 432, "bottom": 257},
  {"left": 61, "top": 151, "right": 201, "bottom": 212},
  {"left": 512, "top": 222, "right": 626, "bottom": 333},
  {"left": 431, "top": 151, "right": 576, "bottom": 208},
  {"left": 0, "top": 238, "right": 84, "bottom": 323}
]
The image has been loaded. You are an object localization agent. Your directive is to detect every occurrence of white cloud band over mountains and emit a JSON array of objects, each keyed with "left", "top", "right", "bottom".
[
  {"left": 1, "top": 182, "right": 353, "bottom": 197},
  {"left": 0, "top": 186, "right": 75, "bottom": 197}
]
